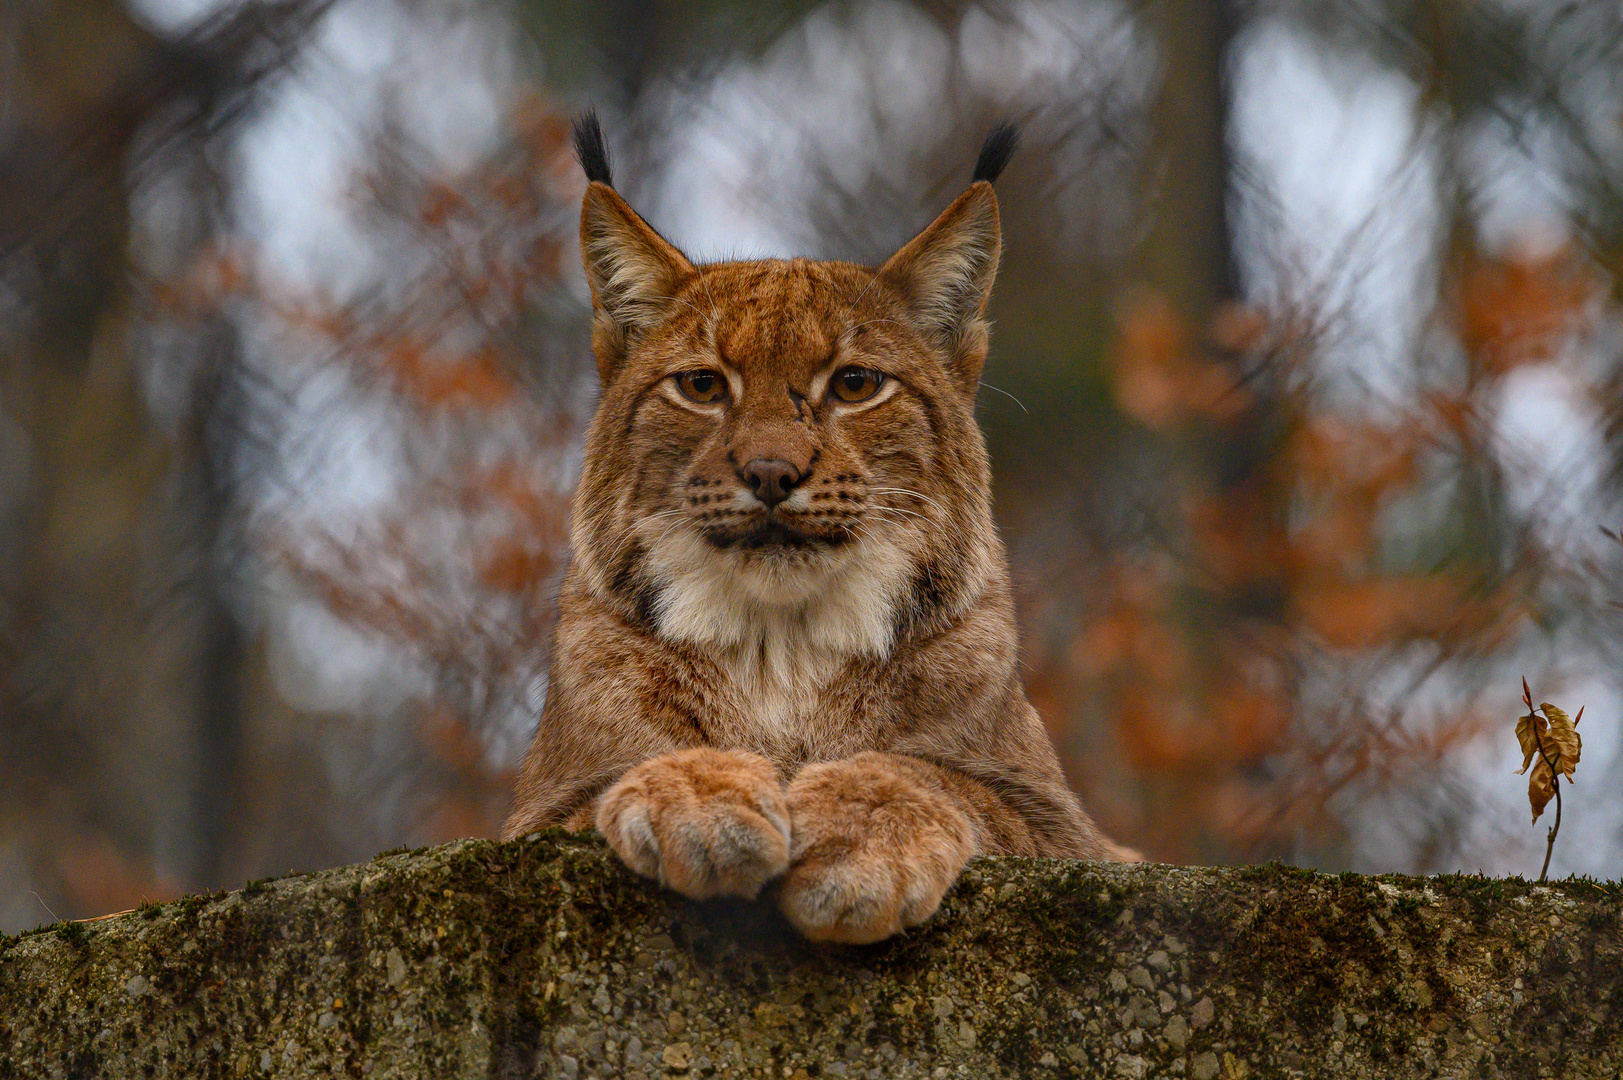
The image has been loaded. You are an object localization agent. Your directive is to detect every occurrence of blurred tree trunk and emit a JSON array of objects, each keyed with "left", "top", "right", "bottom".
[
  {"left": 0, "top": 0, "right": 328, "bottom": 921},
  {"left": 176, "top": 327, "right": 251, "bottom": 890},
  {"left": 1114, "top": 0, "right": 1267, "bottom": 866},
  {"left": 0, "top": 0, "right": 176, "bottom": 920},
  {"left": 1141, "top": 0, "right": 1238, "bottom": 325}
]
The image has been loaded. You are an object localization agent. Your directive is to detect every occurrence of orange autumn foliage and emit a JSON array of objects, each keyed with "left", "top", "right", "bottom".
[
  {"left": 1459, "top": 249, "right": 1596, "bottom": 373},
  {"left": 1110, "top": 288, "right": 1248, "bottom": 428},
  {"left": 383, "top": 344, "right": 518, "bottom": 411},
  {"left": 1041, "top": 261, "right": 1566, "bottom": 861},
  {"left": 1294, "top": 574, "right": 1465, "bottom": 649}
]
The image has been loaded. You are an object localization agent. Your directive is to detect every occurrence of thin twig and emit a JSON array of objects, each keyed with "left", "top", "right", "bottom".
[
  {"left": 76, "top": 908, "right": 139, "bottom": 924},
  {"left": 1529, "top": 718, "right": 1563, "bottom": 885},
  {"left": 1543, "top": 772, "right": 1563, "bottom": 885},
  {"left": 1522, "top": 677, "right": 1563, "bottom": 884}
]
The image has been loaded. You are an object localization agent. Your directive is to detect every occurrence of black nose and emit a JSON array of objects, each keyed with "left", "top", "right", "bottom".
[{"left": 739, "top": 458, "right": 802, "bottom": 508}]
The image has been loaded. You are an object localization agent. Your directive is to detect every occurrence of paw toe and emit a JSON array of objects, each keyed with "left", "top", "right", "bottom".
[
  {"left": 779, "top": 860, "right": 906, "bottom": 945},
  {"left": 663, "top": 805, "right": 789, "bottom": 900}
]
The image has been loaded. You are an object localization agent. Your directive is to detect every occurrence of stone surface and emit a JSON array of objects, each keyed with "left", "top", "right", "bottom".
[{"left": 0, "top": 831, "right": 1618, "bottom": 1078}]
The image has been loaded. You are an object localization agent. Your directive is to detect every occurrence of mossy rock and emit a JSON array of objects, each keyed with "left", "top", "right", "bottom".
[{"left": 0, "top": 833, "right": 1618, "bottom": 1078}]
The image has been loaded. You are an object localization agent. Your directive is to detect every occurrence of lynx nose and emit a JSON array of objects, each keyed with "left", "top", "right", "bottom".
[{"left": 740, "top": 458, "right": 802, "bottom": 508}]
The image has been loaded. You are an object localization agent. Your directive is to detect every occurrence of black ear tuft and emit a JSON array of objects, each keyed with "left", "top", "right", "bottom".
[
  {"left": 972, "top": 122, "right": 1020, "bottom": 184},
  {"left": 574, "top": 109, "right": 613, "bottom": 186}
]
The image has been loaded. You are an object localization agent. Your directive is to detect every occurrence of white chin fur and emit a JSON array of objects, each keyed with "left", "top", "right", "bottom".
[{"left": 644, "top": 528, "right": 911, "bottom": 664}]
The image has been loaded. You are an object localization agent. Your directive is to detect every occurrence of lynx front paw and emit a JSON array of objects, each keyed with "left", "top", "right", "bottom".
[
  {"left": 595, "top": 748, "right": 790, "bottom": 901},
  {"left": 778, "top": 753, "right": 976, "bottom": 944}
]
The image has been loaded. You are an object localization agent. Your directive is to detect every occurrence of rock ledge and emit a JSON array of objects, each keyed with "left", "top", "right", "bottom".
[{"left": 0, "top": 832, "right": 1618, "bottom": 1078}]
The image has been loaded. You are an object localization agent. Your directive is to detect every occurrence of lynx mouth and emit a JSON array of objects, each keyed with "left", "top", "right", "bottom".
[{"left": 702, "top": 517, "right": 851, "bottom": 552}]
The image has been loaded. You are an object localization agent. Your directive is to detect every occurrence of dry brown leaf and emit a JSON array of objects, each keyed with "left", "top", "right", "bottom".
[
  {"left": 1514, "top": 709, "right": 1547, "bottom": 776},
  {"left": 1526, "top": 755, "right": 1557, "bottom": 825},
  {"left": 1538, "top": 702, "right": 1582, "bottom": 780}
]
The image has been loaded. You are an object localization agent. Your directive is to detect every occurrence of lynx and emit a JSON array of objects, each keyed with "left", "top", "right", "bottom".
[{"left": 502, "top": 114, "right": 1135, "bottom": 944}]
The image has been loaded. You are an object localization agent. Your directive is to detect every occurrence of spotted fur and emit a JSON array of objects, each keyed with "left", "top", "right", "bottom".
[{"left": 503, "top": 124, "right": 1135, "bottom": 943}]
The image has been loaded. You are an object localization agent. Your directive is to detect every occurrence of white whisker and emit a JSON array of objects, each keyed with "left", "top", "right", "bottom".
[
  {"left": 628, "top": 508, "right": 692, "bottom": 548},
  {"left": 652, "top": 513, "right": 695, "bottom": 547},
  {"left": 869, "top": 487, "right": 947, "bottom": 515},
  {"left": 847, "top": 271, "right": 886, "bottom": 312},
  {"left": 979, "top": 381, "right": 1029, "bottom": 414},
  {"left": 869, "top": 502, "right": 927, "bottom": 522},
  {"left": 840, "top": 317, "right": 910, "bottom": 342},
  {"left": 650, "top": 293, "right": 713, "bottom": 323},
  {"left": 633, "top": 509, "right": 687, "bottom": 532},
  {"left": 695, "top": 269, "right": 722, "bottom": 324},
  {"left": 864, "top": 508, "right": 924, "bottom": 533}
]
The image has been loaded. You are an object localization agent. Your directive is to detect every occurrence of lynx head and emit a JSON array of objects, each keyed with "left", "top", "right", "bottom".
[{"left": 569, "top": 113, "right": 1018, "bottom": 661}]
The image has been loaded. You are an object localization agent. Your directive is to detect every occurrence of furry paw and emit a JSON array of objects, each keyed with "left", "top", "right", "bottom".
[
  {"left": 595, "top": 748, "right": 790, "bottom": 900},
  {"left": 1104, "top": 840, "right": 1145, "bottom": 863},
  {"left": 778, "top": 753, "right": 976, "bottom": 944}
]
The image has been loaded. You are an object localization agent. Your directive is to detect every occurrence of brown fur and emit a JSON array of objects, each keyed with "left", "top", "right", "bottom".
[{"left": 503, "top": 158, "right": 1136, "bottom": 944}]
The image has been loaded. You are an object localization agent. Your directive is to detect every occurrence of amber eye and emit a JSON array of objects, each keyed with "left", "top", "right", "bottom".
[
  {"left": 830, "top": 366, "right": 885, "bottom": 404},
  {"left": 675, "top": 370, "right": 728, "bottom": 404}
]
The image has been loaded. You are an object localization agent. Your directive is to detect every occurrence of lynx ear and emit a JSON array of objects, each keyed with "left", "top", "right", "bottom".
[
  {"left": 580, "top": 183, "right": 697, "bottom": 382},
  {"left": 575, "top": 108, "right": 695, "bottom": 381},
  {"left": 878, "top": 181, "right": 1002, "bottom": 394}
]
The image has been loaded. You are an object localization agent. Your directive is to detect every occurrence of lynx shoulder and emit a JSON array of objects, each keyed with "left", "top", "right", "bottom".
[{"left": 503, "top": 114, "right": 1135, "bottom": 943}]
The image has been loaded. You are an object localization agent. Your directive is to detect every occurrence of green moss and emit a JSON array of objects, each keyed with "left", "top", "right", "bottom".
[
  {"left": 1542, "top": 875, "right": 1623, "bottom": 902},
  {"left": 174, "top": 893, "right": 210, "bottom": 919},
  {"left": 54, "top": 921, "right": 89, "bottom": 949},
  {"left": 1420, "top": 869, "right": 1623, "bottom": 906},
  {"left": 1237, "top": 860, "right": 1319, "bottom": 883},
  {"left": 999, "top": 877, "right": 1137, "bottom": 996},
  {"left": 1434, "top": 872, "right": 1508, "bottom": 926},
  {"left": 993, "top": 1021, "right": 1043, "bottom": 1072},
  {"left": 510, "top": 825, "right": 587, "bottom": 847},
  {"left": 1369, "top": 1023, "right": 1411, "bottom": 1061},
  {"left": 1201, "top": 877, "right": 1403, "bottom": 1033}
]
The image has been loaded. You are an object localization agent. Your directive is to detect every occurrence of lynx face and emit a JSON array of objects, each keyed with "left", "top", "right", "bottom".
[{"left": 572, "top": 182, "right": 1001, "bottom": 663}]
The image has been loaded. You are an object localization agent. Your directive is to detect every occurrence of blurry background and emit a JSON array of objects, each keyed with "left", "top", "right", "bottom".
[{"left": 3, "top": 0, "right": 1621, "bottom": 930}]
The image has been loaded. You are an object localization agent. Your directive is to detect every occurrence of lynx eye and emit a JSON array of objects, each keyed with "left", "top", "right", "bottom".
[
  {"left": 674, "top": 369, "right": 728, "bottom": 404},
  {"left": 830, "top": 366, "right": 885, "bottom": 404}
]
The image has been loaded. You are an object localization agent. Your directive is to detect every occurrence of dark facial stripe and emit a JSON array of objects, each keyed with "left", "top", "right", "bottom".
[
  {"left": 769, "top": 267, "right": 813, "bottom": 361},
  {"left": 892, "top": 558, "right": 961, "bottom": 640},
  {"left": 622, "top": 379, "right": 665, "bottom": 440},
  {"left": 608, "top": 539, "right": 661, "bottom": 631}
]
